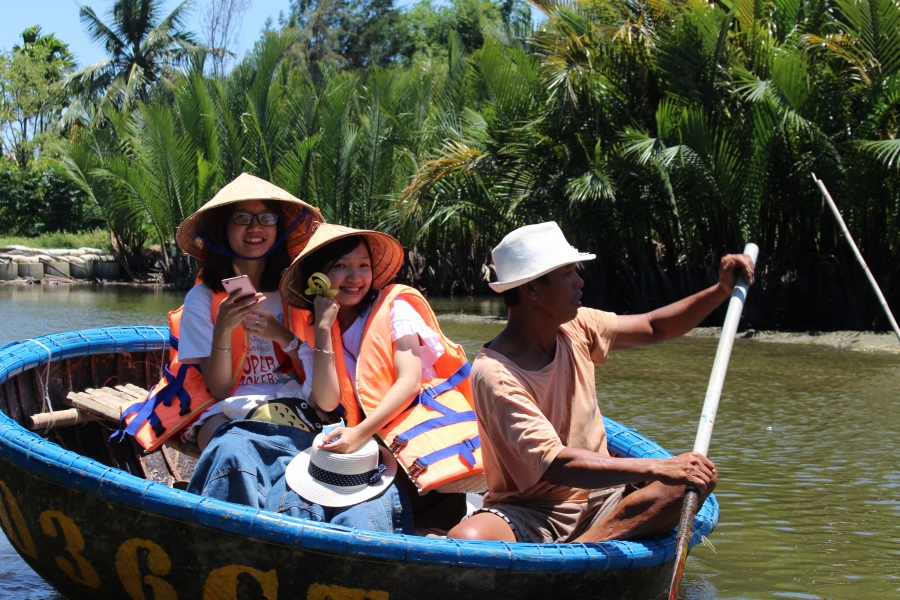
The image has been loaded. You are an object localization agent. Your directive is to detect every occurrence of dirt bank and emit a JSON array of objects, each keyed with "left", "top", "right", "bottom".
[
  {"left": 437, "top": 314, "right": 900, "bottom": 354},
  {"left": 686, "top": 327, "right": 900, "bottom": 354}
]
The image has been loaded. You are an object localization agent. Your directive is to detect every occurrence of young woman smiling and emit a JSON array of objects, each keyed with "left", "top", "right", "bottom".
[
  {"left": 288, "top": 228, "right": 423, "bottom": 456},
  {"left": 118, "top": 173, "right": 321, "bottom": 454},
  {"left": 280, "top": 224, "right": 486, "bottom": 513}
]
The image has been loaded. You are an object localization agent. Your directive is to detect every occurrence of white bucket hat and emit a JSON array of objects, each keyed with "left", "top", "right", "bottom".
[
  {"left": 285, "top": 434, "right": 397, "bottom": 507},
  {"left": 490, "top": 222, "right": 595, "bottom": 292}
]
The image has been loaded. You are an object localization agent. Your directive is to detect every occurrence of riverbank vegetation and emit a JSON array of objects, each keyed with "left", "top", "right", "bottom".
[
  {"left": 3, "top": 0, "right": 900, "bottom": 330},
  {"left": 0, "top": 229, "right": 111, "bottom": 253}
]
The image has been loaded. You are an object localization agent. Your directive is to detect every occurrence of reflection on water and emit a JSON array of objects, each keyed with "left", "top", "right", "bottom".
[
  {"left": 593, "top": 338, "right": 900, "bottom": 600},
  {"left": 2, "top": 285, "right": 899, "bottom": 599}
]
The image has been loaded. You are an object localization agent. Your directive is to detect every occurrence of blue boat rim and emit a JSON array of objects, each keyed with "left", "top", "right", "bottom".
[{"left": 0, "top": 326, "right": 719, "bottom": 573}]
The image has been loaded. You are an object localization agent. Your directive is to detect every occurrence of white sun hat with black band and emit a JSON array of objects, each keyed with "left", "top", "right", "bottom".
[
  {"left": 489, "top": 221, "right": 596, "bottom": 293},
  {"left": 286, "top": 434, "right": 397, "bottom": 507}
]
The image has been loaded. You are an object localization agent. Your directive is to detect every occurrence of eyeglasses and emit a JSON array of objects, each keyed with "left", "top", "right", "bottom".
[{"left": 231, "top": 212, "right": 279, "bottom": 226}]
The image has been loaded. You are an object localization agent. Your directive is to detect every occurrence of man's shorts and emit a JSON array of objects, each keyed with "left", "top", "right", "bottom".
[{"left": 467, "top": 487, "right": 625, "bottom": 543}]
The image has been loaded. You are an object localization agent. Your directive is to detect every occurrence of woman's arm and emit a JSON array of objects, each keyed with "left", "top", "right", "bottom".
[
  {"left": 199, "top": 291, "right": 264, "bottom": 398},
  {"left": 319, "top": 334, "right": 422, "bottom": 454},
  {"left": 308, "top": 295, "right": 342, "bottom": 412}
]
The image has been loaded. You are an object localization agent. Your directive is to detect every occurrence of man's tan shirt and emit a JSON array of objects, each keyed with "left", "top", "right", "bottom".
[{"left": 472, "top": 308, "right": 618, "bottom": 506}]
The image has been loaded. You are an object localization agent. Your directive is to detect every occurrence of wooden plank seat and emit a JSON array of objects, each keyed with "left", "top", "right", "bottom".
[
  {"left": 26, "top": 383, "right": 200, "bottom": 487},
  {"left": 64, "top": 383, "right": 148, "bottom": 422}
]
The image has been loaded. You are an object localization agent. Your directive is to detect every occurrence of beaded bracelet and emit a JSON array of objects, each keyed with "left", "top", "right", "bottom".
[
  {"left": 211, "top": 344, "right": 232, "bottom": 353},
  {"left": 314, "top": 347, "right": 335, "bottom": 355}
]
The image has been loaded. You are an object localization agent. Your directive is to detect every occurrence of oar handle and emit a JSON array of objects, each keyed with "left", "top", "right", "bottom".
[{"left": 692, "top": 243, "right": 759, "bottom": 457}]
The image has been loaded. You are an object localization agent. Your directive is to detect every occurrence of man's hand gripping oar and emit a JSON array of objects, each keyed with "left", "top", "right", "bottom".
[{"left": 668, "top": 243, "right": 759, "bottom": 600}]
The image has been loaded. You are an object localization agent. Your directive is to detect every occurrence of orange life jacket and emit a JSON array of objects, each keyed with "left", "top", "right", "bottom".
[
  {"left": 117, "top": 289, "right": 295, "bottom": 452},
  {"left": 287, "top": 304, "right": 362, "bottom": 427},
  {"left": 298, "top": 285, "right": 484, "bottom": 494}
]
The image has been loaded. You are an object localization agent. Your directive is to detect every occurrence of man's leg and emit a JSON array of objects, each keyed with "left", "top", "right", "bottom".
[
  {"left": 575, "top": 482, "right": 712, "bottom": 543},
  {"left": 447, "top": 511, "right": 517, "bottom": 542}
]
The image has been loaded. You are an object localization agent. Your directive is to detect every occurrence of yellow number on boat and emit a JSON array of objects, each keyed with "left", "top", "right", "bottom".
[
  {"left": 39, "top": 510, "right": 100, "bottom": 588},
  {"left": 202, "top": 565, "right": 278, "bottom": 600},
  {"left": 0, "top": 479, "right": 37, "bottom": 559},
  {"left": 116, "top": 538, "right": 177, "bottom": 600},
  {"left": 307, "top": 583, "right": 389, "bottom": 600}
]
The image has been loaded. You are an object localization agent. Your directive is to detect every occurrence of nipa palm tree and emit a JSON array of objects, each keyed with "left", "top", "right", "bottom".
[{"left": 65, "top": 0, "right": 203, "bottom": 109}]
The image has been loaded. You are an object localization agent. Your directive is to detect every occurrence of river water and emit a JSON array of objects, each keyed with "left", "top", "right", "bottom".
[{"left": 1, "top": 284, "right": 898, "bottom": 599}]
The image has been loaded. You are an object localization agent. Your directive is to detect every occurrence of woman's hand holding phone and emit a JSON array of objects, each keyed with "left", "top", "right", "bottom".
[{"left": 213, "top": 288, "right": 266, "bottom": 339}]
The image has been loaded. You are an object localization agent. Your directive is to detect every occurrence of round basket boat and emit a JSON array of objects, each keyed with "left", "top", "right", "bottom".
[{"left": 0, "top": 327, "right": 718, "bottom": 599}]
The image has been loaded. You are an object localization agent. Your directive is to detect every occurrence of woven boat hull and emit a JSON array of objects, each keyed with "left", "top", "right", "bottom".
[{"left": 0, "top": 327, "right": 718, "bottom": 599}]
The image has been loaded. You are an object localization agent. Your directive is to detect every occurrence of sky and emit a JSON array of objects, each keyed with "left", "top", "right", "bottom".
[
  {"left": 0, "top": 0, "right": 545, "bottom": 68},
  {"left": 0, "top": 0, "right": 291, "bottom": 66}
]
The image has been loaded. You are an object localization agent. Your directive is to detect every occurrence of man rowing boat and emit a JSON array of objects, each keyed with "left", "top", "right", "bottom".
[{"left": 448, "top": 222, "right": 754, "bottom": 543}]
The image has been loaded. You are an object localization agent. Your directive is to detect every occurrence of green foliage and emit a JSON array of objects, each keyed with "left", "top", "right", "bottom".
[
  {"left": 281, "top": 0, "right": 408, "bottom": 69},
  {"left": 0, "top": 27, "right": 74, "bottom": 168},
  {"left": 66, "top": 0, "right": 203, "bottom": 109},
  {"left": 0, "top": 160, "right": 100, "bottom": 236},
  {"left": 0, "top": 229, "right": 111, "bottom": 253},
  {"left": 398, "top": 0, "right": 532, "bottom": 62}
]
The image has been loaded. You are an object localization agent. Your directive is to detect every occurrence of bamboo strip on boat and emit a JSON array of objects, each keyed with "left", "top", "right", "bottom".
[
  {"left": 90, "top": 388, "right": 134, "bottom": 408},
  {"left": 29, "top": 409, "right": 102, "bottom": 430},
  {"left": 68, "top": 389, "right": 125, "bottom": 412},
  {"left": 115, "top": 384, "right": 148, "bottom": 401},
  {"left": 63, "top": 392, "right": 121, "bottom": 422},
  {"left": 160, "top": 446, "right": 185, "bottom": 482}
]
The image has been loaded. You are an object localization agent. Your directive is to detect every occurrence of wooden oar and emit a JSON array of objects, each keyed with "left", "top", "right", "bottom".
[{"left": 668, "top": 242, "right": 759, "bottom": 600}]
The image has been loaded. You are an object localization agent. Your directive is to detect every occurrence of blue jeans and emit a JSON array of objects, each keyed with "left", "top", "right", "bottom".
[{"left": 187, "top": 420, "right": 413, "bottom": 534}]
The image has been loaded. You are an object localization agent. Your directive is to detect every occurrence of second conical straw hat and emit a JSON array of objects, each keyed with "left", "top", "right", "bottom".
[{"left": 280, "top": 223, "right": 404, "bottom": 308}]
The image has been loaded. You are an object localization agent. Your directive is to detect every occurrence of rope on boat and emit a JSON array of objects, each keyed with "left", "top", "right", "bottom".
[
  {"left": 149, "top": 327, "right": 167, "bottom": 380},
  {"left": 28, "top": 338, "right": 56, "bottom": 432}
]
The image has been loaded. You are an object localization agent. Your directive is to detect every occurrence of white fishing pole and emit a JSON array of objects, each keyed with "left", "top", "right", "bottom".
[{"left": 812, "top": 174, "right": 900, "bottom": 345}]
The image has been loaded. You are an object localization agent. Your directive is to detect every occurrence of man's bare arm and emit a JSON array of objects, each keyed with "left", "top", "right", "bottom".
[
  {"left": 612, "top": 253, "right": 755, "bottom": 350},
  {"left": 543, "top": 447, "right": 717, "bottom": 493}
]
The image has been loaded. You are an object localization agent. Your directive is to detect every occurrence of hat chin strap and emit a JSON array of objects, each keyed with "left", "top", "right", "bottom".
[{"left": 196, "top": 208, "right": 309, "bottom": 261}]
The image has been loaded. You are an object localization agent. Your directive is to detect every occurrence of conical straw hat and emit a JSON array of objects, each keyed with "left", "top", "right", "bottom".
[
  {"left": 280, "top": 223, "right": 404, "bottom": 308},
  {"left": 176, "top": 173, "right": 323, "bottom": 260}
]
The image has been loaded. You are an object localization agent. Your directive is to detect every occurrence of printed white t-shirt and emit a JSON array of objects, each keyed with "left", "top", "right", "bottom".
[
  {"left": 182, "top": 294, "right": 443, "bottom": 441},
  {"left": 178, "top": 284, "right": 286, "bottom": 397}
]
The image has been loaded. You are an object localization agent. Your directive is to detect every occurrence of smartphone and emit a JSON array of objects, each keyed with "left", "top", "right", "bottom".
[{"left": 221, "top": 275, "right": 257, "bottom": 299}]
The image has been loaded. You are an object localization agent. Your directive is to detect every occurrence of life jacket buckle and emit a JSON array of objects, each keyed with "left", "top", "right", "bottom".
[
  {"left": 388, "top": 438, "right": 407, "bottom": 453},
  {"left": 408, "top": 459, "right": 426, "bottom": 479}
]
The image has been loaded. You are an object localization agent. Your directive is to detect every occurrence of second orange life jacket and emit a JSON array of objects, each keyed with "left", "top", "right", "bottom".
[{"left": 298, "top": 284, "right": 485, "bottom": 494}]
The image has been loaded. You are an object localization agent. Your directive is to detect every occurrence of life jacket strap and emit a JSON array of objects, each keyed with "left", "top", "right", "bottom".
[
  {"left": 389, "top": 362, "right": 474, "bottom": 453},
  {"left": 410, "top": 361, "right": 471, "bottom": 409},
  {"left": 110, "top": 362, "right": 195, "bottom": 442},
  {"left": 408, "top": 436, "right": 481, "bottom": 478}
]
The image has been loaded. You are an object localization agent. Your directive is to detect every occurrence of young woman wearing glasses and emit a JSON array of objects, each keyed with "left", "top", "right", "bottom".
[{"left": 170, "top": 175, "right": 323, "bottom": 451}]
